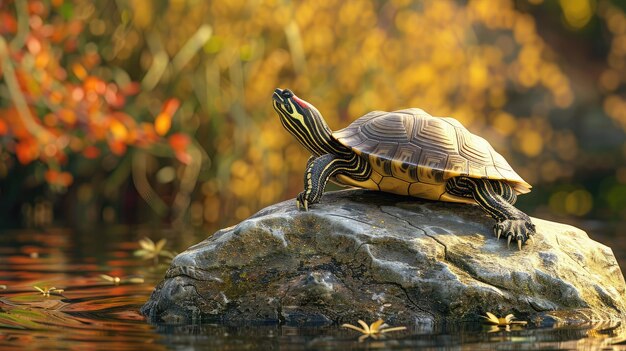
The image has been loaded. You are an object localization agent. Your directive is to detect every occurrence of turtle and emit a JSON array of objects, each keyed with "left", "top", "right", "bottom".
[{"left": 271, "top": 88, "right": 536, "bottom": 249}]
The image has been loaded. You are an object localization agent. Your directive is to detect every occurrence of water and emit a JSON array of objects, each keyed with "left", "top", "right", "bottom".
[{"left": 1, "top": 224, "right": 626, "bottom": 350}]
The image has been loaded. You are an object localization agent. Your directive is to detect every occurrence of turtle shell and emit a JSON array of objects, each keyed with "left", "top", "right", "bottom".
[{"left": 332, "top": 108, "right": 531, "bottom": 204}]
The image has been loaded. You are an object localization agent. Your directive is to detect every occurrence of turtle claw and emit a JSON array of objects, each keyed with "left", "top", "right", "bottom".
[
  {"left": 494, "top": 223, "right": 504, "bottom": 239},
  {"left": 296, "top": 191, "right": 313, "bottom": 211},
  {"left": 495, "top": 218, "right": 535, "bottom": 250},
  {"left": 296, "top": 199, "right": 309, "bottom": 211}
]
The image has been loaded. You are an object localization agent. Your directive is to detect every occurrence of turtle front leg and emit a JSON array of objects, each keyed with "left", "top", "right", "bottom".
[
  {"left": 297, "top": 155, "right": 316, "bottom": 210},
  {"left": 297, "top": 153, "right": 370, "bottom": 210},
  {"left": 450, "top": 177, "right": 536, "bottom": 250},
  {"left": 297, "top": 154, "right": 339, "bottom": 210}
]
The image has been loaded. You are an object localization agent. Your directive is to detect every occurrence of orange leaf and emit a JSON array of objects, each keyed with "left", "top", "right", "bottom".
[
  {"left": 44, "top": 169, "right": 59, "bottom": 183},
  {"left": 109, "top": 119, "right": 128, "bottom": 141},
  {"left": 163, "top": 98, "right": 180, "bottom": 117},
  {"left": 49, "top": 90, "right": 63, "bottom": 105},
  {"left": 105, "top": 85, "right": 125, "bottom": 108},
  {"left": 169, "top": 133, "right": 192, "bottom": 165},
  {"left": 58, "top": 172, "right": 74, "bottom": 187},
  {"left": 43, "top": 113, "right": 57, "bottom": 127},
  {"left": 108, "top": 140, "right": 127, "bottom": 156},
  {"left": 0, "top": 119, "right": 8, "bottom": 135},
  {"left": 154, "top": 112, "right": 172, "bottom": 136},
  {"left": 0, "top": 13, "right": 17, "bottom": 33},
  {"left": 26, "top": 36, "right": 41, "bottom": 55},
  {"left": 72, "top": 63, "right": 87, "bottom": 80},
  {"left": 58, "top": 109, "right": 76, "bottom": 125},
  {"left": 84, "top": 76, "right": 106, "bottom": 95},
  {"left": 122, "top": 82, "right": 141, "bottom": 96},
  {"left": 45, "top": 169, "right": 73, "bottom": 187},
  {"left": 34, "top": 50, "right": 51, "bottom": 69},
  {"left": 168, "top": 133, "right": 190, "bottom": 153},
  {"left": 82, "top": 146, "right": 100, "bottom": 159},
  {"left": 15, "top": 139, "right": 39, "bottom": 165}
]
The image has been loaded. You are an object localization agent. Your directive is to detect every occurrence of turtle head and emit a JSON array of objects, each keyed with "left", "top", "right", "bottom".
[
  {"left": 272, "top": 88, "right": 321, "bottom": 127},
  {"left": 272, "top": 88, "right": 336, "bottom": 156}
]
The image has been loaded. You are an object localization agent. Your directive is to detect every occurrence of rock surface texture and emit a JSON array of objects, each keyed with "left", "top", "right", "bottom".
[{"left": 141, "top": 190, "right": 626, "bottom": 325}]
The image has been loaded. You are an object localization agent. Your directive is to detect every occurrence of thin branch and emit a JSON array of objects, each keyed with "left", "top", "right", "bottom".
[
  {"left": 141, "top": 31, "right": 169, "bottom": 91},
  {"left": 171, "top": 24, "right": 212, "bottom": 73},
  {"left": 284, "top": 20, "right": 306, "bottom": 72},
  {"left": 132, "top": 150, "right": 168, "bottom": 216},
  {"left": 10, "top": 0, "right": 29, "bottom": 50},
  {"left": 172, "top": 143, "right": 202, "bottom": 227},
  {"left": 142, "top": 24, "right": 212, "bottom": 90},
  {"left": 0, "top": 36, "right": 52, "bottom": 142}
]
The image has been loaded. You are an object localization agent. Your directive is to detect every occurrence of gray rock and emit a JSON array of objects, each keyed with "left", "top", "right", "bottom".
[{"left": 141, "top": 190, "right": 626, "bottom": 326}]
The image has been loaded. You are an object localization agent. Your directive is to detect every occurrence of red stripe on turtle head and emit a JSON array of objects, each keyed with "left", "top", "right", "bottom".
[{"left": 292, "top": 95, "right": 309, "bottom": 109}]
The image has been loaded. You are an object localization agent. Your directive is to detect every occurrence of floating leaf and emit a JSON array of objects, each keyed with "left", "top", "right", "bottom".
[
  {"left": 100, "top": 274, "right": 121, "bottom": 285},
  {"left": 342, "top": 319, "right": 406, "bottom": 342},
  {"left": 481, "top": 312, "right": 527, "bottom": 327},
  {"left": 33, "top": 286, "right": 64, "bottom": 297},
  {"left": 135, "top": 237, "right": 173, "bottom": 264}
]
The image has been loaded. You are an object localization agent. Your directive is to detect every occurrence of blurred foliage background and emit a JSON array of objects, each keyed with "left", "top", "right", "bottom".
[{"left": 0, "top": 0, "right": 625, "bottom": 230}]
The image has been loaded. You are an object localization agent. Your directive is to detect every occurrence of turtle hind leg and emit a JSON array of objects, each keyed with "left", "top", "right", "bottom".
[
  {"left": 488, "top": 179, "right": 517, "bottom": 205},
  {"left": 449, "top": 177, "right": 535, "bottom": 250}
]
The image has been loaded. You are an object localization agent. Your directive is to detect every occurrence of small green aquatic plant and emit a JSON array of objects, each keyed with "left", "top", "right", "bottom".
[
  {"left": 99, "top": 274, "right": 145, "bottom": 285},
  {"left": 33, "top": 286, "right": 64, "bottom": 297},
  {"left": 482, "top": 312, "right": 527, "bottom": 332},
  {"left": 134, "top": 238, "right": 175, "bottom": 264},
  {"left": 341, "top": 319, "right": 407, "bottom": 342}
]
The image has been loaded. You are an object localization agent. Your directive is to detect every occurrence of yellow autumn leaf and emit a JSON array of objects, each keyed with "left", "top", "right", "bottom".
[
  {"left": 109, "top": 119, "right": 128, "bottom": 141},
  {"left": 154, "top": 112, "right": 172, "bottom": 136}
]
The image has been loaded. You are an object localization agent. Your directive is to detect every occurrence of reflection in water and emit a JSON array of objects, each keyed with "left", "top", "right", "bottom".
[
  {"left": 0, "top": 227, "right": 167, "bottom": 351},
  {"left": 0, "top": 227, "right": 625, "bottom": 350}
]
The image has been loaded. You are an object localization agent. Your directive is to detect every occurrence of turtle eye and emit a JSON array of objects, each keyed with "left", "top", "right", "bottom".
[{"left": 282, "top": 89, "right": 294, "bottom": 98}]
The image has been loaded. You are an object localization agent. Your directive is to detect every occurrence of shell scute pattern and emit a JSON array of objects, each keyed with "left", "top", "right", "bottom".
[
  {"left": 445, "top": 154, "right": 469, "bottom": 178},
  {"left": 417, "top": 150, "right": 447, "bottom": 185},
  {"left": 332, "top": 108, "right": 530, "bottom": 202},
  {"left": 414, "top": 116, "right": 458, "bottom": 153},
  {"left": 455, "top": 128, "right": 493, "bottom": 165},
  {"left": 389, "top": 144, "right": 421, "bottom": 182}
]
